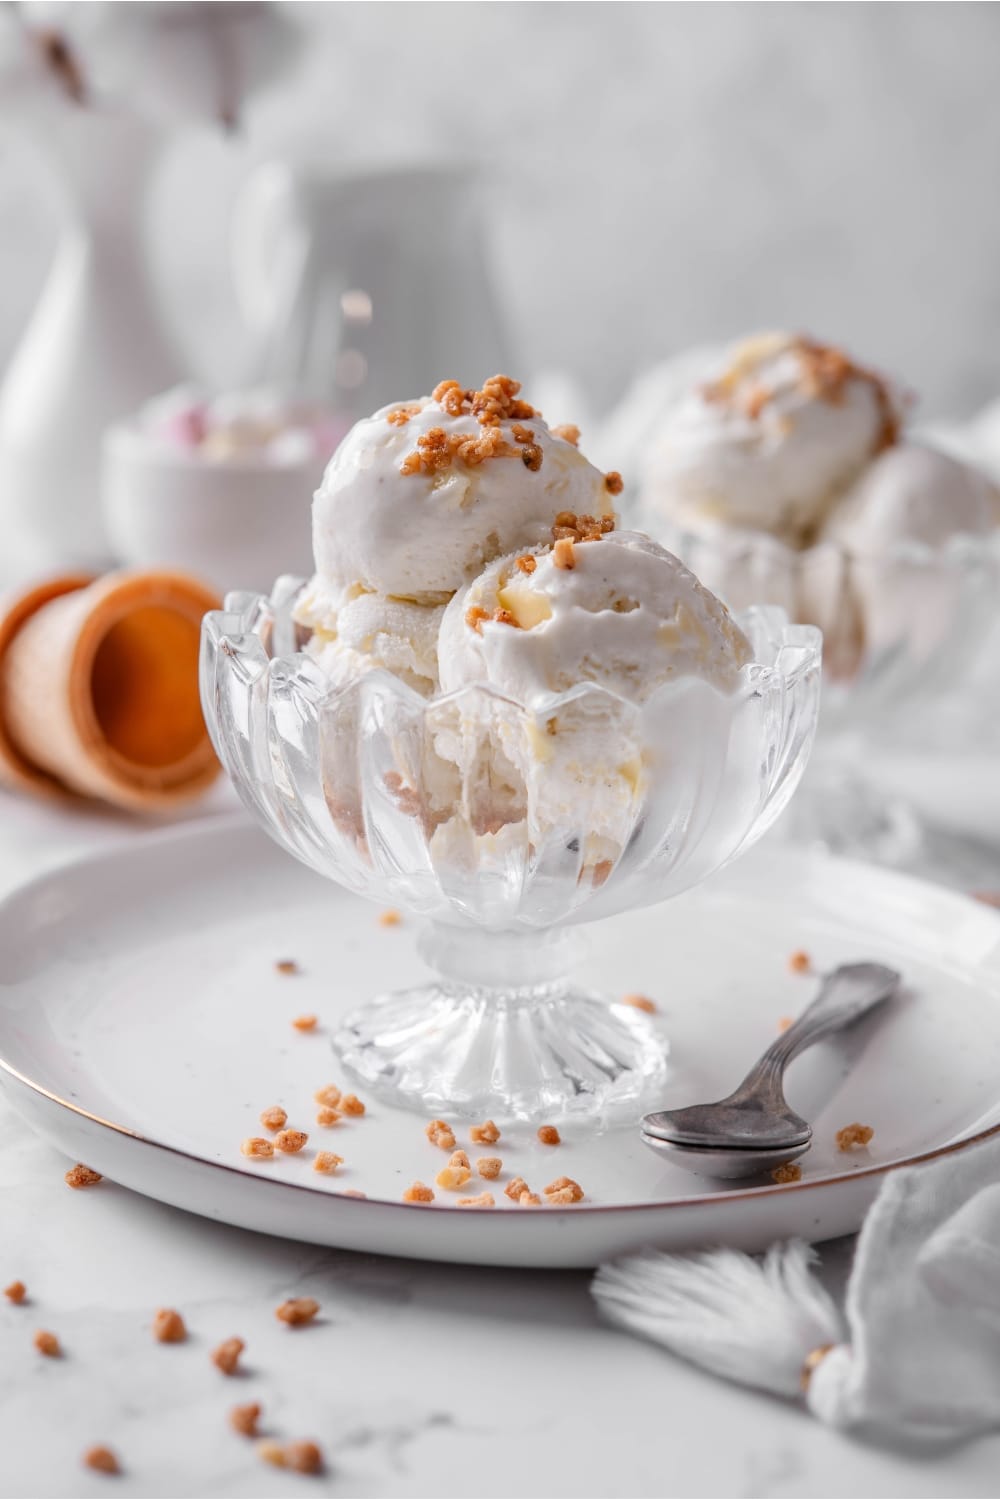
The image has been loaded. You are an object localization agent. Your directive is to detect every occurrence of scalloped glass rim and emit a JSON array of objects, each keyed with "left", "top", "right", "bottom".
[{"left": 205, "top": 579, "right": 822, "bottom": 717}]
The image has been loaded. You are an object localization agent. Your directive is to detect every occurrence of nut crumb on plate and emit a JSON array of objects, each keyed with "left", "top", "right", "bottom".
[
  {"left": 4, "top": 1280, "right": 26, "bottom": 1304},
  {"left": 230, "top": 1403, "right": 261, "bottom": 1437},
  {"left": 403, "top": 1181, "right": 434, "bottom": 1203},
  {"left": 83, "top": 1446, "right": 119, "bottom": 1474},
  {"left": 286, "top": 1441, "right": 324, "bottom": 1475},
  {"left": 258, "top": 1440, "right": 286, "bottom": 1468},
  {"left": 469, "top": 1119, "right": 500, "bottom": 1145},
  {"left": 836, "top": 1122, "right": 874, "bottom": 1151},
  {"left": 426, "top": 1119, "right": 456, "bottom": 1150},
  {"left": 544, "top": 1176, "right": 584, "bottom": 1204},
  {"left": 457, "top": 1192, "right": 495, "bottom": 1207},
  {"left": 292, "top": 1015, "right": 318, "bottom": 1032},
  {"left": 537, "top": 1125, "right": 561, "bottom": 1145},
  {"left": 274, "top": 1130, "right": 308, "bottom": 1154},
  {"left": 772, "top": 1162, "right": 802, "bottom": 1184},
  {"left": 274, "top": 959, "right": 299, "bottom": 976},
  {"left": 448, "top": 1148, "right": 470, "bottom": 1168},
  {"left": 314, "top": 1085, "right": 341, "bottom": 1107},
  {"left": 65, "top": 1164, "right": 102, "bottom": 1189},
  {"left": 788, "top": 950, "right": 811, "bottom": 974},
  {"left": 519, "top": 1191, "right": 542, "bottom": 1206},
  {"left": 276, "top": 1297, "right": 320, "bottom": 1326},
  {"left": 34, "top": 1329, "right": 60, "bottom": 1356},
  {"left": 313, "top": 1151, "right": 343, "bottom": 1174},
  {"left": 211, "top": 1337, "right": 245, "bottom": 1375},
  {"left": 436, "top": 1163, "right": 472, "bottom": 1191},
  {"left": 241, "top": 1137, "right": 275, "bottom": 1160},
  {"left": 622, "top": 993, "right": 657, "bottom": 1015},
  {"left": 259, "top": 1106, "right": 287, "bottom": 1132},
  {"left": 777, "top": 1016, "right": 793, "bottom": 1033},
  {"left": 153, "top": 1308, "right": 186, "bottom": 1343},
  {"left": 315, "top": 1106, "right": 341, "bottom": 1127},
  {"left": 379, "top": 909, "right": 402, "bottom": 927},
  {"left": 476, "top": 1156, "right": 502, "bottom": 1179},
  {"left": 504, "top": 1176, "right": 530, "bottom": 1201},
  {"left": 342, "top": 1188, "right": 367, "bottom": 1199},
  {"left": 340, "top": 1094, "right": 365, "bottom": 1116}
]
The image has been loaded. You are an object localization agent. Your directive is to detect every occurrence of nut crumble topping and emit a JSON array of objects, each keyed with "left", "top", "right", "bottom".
[
  {"left": 426, "top": 1119, "right": 457, "bottom": 1150},
  {"left": 836, "top": 1122, "right": 874, "bottom": 1152},
  {"left": 552, "top": 511, "right": 615, "bottom": 544},
  {"left": 316, "top": 1106, "right": 341, "bottom": 1126},
  {"left": 515, "top": 553, "right": 537, "bottom": 573},
  {"left": 544, "top": 1176, "right": 584, "bottom": 1204},
  {"left": 466, "top": 605, "right": 490, "bottom": 634},
  {"left": 552, "top": 537, "right": 576, "bottom": 570},
  {"left": 448, "top": 1149, "right": 471, "bottom": 1168},
  {"left": 402, "top": 376, "right": 542, "bottom": 474},
  {"left": 504, "top": 1176, "right": 530, "bottom": 1202},
  {"left": 241, "top": 1137, "right": 275, "bottom": 1160},
  {"left": 771, "top": 1162, "right": 802, "bottom": 1184},
  {"left": 552, "top": 424, "right": 581, "bottom": 447},
  {"left": 4, "top": 1281, "right": 26, "bottom": 1304},
  {"left": 340, "top": 1093, "right": 365, "bottom": 1116},
  {"left": 476, "top": 1156, "right": 502, "bottom": 1179},
  {"left": 276, "top": 1297, "right": 320, "bottom": 1327},
  {"left": 403, "top": 1181, "right": 434, "bottom": 1203},
  {"left": 387, "top": 403, "right": 421, "bottom": 427},
  {"left": 537, "top": 1125, "right": 561, "bottom": 1145},
  {"left": 457, "top": 1192, "right": 495, "bottom": 1207},
  {"left": 313, "top": 1152, "right": 343, "bottom": 1174},
  {"left": 519, "top": 1191, "right": 542, "bottom": 1206},
  {"left": 274, "top": 1130, "right": 309, "bottom": 1154},
  {"left": 83, "top": 1446, "right": 119, "bottom": 1474},
  {"left": 436, "top": 1163, "right": 472, "bottom": 1191},
  {"left": 65, "top": 1164, "right": 102, "bottom": 1189},
  {"left": 153, "top": 1309, "right": 186, "bottom": 1344},
  {"left": 260, "top": 1106, "right": 288, "bottom": 1132},
  {"left": 315, "top": 1085, "right": 342, "bottom": 1107},
  {"left": 469, "top": 1120, "right": 500, "bottom": 1145},
  {"left": 34, "top": 1329, "right": 60, "bottom": 1356},
  {"left": 230, "top": 1403, "right": 261, "bottom": 1437},
  {"left": 211, "top": 1337, "right": 245, "bottom": 1374},
  {"left": 604, "top": 470, "right": 624, "bottom": 495}
]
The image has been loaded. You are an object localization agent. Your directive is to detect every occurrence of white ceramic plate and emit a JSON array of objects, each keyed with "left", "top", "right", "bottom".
[{"left": 1, "top": 819, "right": 998, "bottom": 1269}]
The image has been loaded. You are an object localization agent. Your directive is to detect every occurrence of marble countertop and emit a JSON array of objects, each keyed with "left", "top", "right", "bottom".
[{"left": 2, "top": 791, "right": 1000, "bottom": 1499}]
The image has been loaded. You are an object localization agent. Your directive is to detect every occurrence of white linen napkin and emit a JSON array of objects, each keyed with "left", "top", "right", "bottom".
[{"left": 593, "top": 1133, "right": 1000, "bottom": 1447}]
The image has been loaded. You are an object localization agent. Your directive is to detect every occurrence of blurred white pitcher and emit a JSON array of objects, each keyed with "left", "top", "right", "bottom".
[{"left": 232, "top": 161, "right": 511, "bottom": 420}]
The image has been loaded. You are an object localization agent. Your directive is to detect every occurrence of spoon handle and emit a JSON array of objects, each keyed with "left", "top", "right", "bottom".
[{"left": 729, "top": 962, "right": 900, "bottom": 1105}]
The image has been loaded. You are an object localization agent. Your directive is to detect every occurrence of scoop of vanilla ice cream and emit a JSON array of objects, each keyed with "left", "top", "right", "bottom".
[
  {"left": 296, "top": 578, "right": 444, "bottom": 696},
  {"left": 438, "top": 530, "right": 752, "bottom": 701},
  {"left": 642, "top": 333, "right": 902, "bottom": 544},
  {"left": 310, "top": 381, "right": 616, "bottom": 602},
  {"left": 820, "top": 443, "right": 1000, "bottom": 553}
]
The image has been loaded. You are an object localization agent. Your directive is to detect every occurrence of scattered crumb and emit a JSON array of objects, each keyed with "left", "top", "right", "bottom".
[
  {"left": 622, "top": 993, "right": 657, "bottom": 1015},
  {"left": 315, "top": 1106, "right": 341, "bottom": 1127},
  {"left": 448, "top": 1148, "right": 470, "bottom": 1169},
  {"left": 436, "top": 1163, "right": 472, "bottom": 1191},
  {"left": 403, "top": 1181, "right": 434, "bottom": 1203},
  {"left": 788, "top": 950, "right": 811, "bottom": 974},
  {"left": 476, "top": 1156, "right": 502, "bottom": 1180},
  {"left": 314, "top": 1085, "right": 342, "bottom": 1108},
  {"left": 544, "top": 1176, "right": 584, "bottom": 1205},
  {"left": 552, "top": 536, "right": 576, "bottom": 570},
  {"left": 276, "top": 1297, "right": 320, "bottom": 1327},
  {"left": 519, "top": 1191, "right": 542, "bottom": 1206},
  {"left": 292, "top": 1015, "right": 318, "bottom": 1032},
  {"left": 466, "top": 605, "right": 490, "bottom": 635},
  {"left": 836, "top": 1122, "right": 874, "bottom": 1152},
  {"left": 552, "top": 423, "right": 581, "bottom": 446},
  {"left": 230, "top": 1403, "right": 261, "bottom": 1437},
  {"left": 457, "top": 1193, "right": 495, "bottom": 1207},
  {"left": 153, "top": 1309, "right": 186, "bottom": 1344},
  {"left": 4, "top": 1280, "right": 26, "bottom": 1304},
  {"left": 340, "top": 1094, "right": 365, "bottom": 1117},
  {"left": 241, "top": 1137, "right": 275, "bottom": 1160},
  {"left": 83, "top": 1446, "right": 119, "bottom": 1475},
  {"left": 379, "top": 909, "right": 402, "bottom": 928},
  {"left": 34, "top": 1329, "right": 60, "bottom": 1356},
  {"left": 772, "top": 1162, "right": 803, "bottom": 1184},
  {"left": 274, "top": 1130, "right": 308, "bottom": 1154},
  {"left": 342, "top": 1188, "right": 366, "bottom": 1199},
  {"left": 211, "top": 1337, "right": 245, "bottom": 1375},
  {"left": 537, "top": 1125, "right": 561, "bottom": 1146},
  {"left": 274, "top": 960, "right": 300, "bottom": 976},
  {"left": 777, "top": 1016, "right": 793, "bottom": 1033},
  {"left": 469, "top": 1120, "right": 500, "bottom": 1145},
  {"left": 426, "top": 1119, "right": 456, "bottom": 1150},
  {"left": 604, "top": 470, "right": 624, "bottom": 495},
  {"left": 259, "top": 1106, "right": 287, "bottom": 1132},
  {"left": 286, "top": 1441, "right": 324, "bottom": 1475},
  {"left": 504, "top": 1176, "right": 530, "bottom": 1202},
  {"left": 64, "top": 1164, "right": 102, "bottom": 1189},
  {"left": 313, "top": 1151, "right": 343, "bottom": 1175},
  {"left": 515, "top": 553, "right": 537, "bottom": 574},
  {"left": 258, "top": 1440, "right": 286, "bottom": 1468}
]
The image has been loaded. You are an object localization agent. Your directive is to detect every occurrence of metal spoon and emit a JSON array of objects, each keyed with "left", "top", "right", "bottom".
[{"left": 641, "top": 961, "right": 900, "bottom": 1179}]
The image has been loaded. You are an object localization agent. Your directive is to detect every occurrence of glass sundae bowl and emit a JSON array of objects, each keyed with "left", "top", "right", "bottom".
[{"left": 201, "top": 577, "right": 820, "bottom": 1122}]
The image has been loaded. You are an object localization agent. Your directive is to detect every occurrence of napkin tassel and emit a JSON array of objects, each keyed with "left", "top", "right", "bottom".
[{"left": 592, "top": 1240, "right": 846, "bottom": 1401}]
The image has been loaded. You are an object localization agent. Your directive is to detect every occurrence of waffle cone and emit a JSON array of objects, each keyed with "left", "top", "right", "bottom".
[{"left": 0, "top": 570, "right": 222, "bottom": 811}]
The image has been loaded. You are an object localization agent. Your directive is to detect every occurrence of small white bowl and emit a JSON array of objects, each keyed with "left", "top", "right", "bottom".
[{"left": 102, "top": 425, "right": 321, "bottom": 595}]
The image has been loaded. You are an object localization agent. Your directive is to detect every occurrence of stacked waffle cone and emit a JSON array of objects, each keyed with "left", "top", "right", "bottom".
[{"left": 0, "top": 570, "right": 221, "bottom": 811}]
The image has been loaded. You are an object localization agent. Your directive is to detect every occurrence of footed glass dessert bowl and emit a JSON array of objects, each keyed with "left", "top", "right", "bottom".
[{"left": 201, "top": 578, "right": 820, "bottom": 1122}]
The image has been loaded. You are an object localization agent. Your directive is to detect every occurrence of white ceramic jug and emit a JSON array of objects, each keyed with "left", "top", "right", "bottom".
[
  {"left": 232, "top": 161, "right": 512, "bottom": 420},
  {"left": 0, "top": 102, "right": 185, "bottom": 572}
]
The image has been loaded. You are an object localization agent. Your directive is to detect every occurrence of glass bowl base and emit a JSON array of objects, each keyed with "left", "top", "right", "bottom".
[{"left": 332, "top": 979, "right": 669, "bottom": 1124}]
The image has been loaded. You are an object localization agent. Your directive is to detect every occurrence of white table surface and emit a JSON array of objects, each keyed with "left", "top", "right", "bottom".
[{"left": 2, "top": 787, "right": 1000, "bottom": 1500}]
